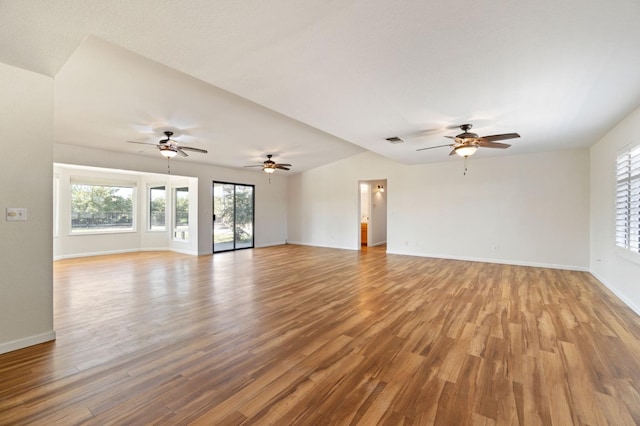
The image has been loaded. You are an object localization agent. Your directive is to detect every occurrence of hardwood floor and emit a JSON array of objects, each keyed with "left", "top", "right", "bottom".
[{"left": 1, "top": 245, "right": 640, "bottom": 425}]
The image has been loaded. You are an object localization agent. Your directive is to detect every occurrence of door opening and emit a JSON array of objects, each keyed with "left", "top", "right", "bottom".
[
  {"left": 360, "top": 183, "right": 370, "bottom": 248},
  {"left": 213, "top": 181, "right": 255, "bottom": 252},
  {"left": 358, "top": 179, "right": 387, "bottom": 250}
]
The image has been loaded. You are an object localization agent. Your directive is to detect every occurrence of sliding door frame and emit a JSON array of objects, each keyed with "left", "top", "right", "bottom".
[{"left": 212, "top": 181, "right": 255, "bottom": 253}]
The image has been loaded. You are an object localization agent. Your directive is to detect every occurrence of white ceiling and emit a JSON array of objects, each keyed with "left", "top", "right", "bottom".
[{"left": 1, "top": 0, "right": 639, "bottom": 171}]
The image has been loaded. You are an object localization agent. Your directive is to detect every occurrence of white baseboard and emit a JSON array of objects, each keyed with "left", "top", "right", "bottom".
[
  {"left": 0, "top": 331, "right": 56, "bottom": 355},
  {"left": 590, "top": 271, "right": 640, "bottom": 316},
  {"left": 54, "top": 247, "right": 198, "bottom": 260},
  {"left": 168, "top": 247, "right": 199, "bottom": 256},
  {"left": 255, "top": 241, "right": 287, "bottom": 248},
  {"left": 385, "top": 249, "right": 589, "bottom": 272},
  {"left": 54, "top": 248, "right": 140, "bottom": 260},
  {"left": 286, "top": 241, "right": 357, "bottom": 251},
  {"left": 368, "top": 240, "right": 387, "bottom": 247}
]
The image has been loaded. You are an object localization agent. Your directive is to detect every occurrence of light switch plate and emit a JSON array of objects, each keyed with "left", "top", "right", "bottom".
[{"left": 6, "top": 208, "right": 27, "bottom": 221}]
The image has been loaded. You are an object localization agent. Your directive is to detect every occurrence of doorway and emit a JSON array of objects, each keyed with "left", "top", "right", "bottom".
[
  {"left": 358, "top": 180, "right": 387, "bottom": 249},
  {"left": 213, "top": 181, "right": 255, "bottom": 252}
]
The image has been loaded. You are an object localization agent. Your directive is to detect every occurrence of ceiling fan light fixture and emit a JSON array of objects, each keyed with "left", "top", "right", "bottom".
[
  {"left": 455, "top": 145, "right": 478, "bottom": 157},
  {"left": 263, "top": 167, "right": 275, "bottom": 174},
  {"left": 160, "top": 148, "right": 177, "bottom": 158}
]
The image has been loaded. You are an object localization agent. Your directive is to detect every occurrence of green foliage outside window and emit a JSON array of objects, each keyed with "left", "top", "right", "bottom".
[
  {"left": 71, "top": 184, "right": 134, "bottom": 231},
  {"left": 213, "top": 185, "right": 253, "bottom": 243},
  {"left": 149, "top": 186, "right": 166, "bottom": 230},
  {"left": 174, "top": 187, "right": 189, "bottom": 240}
]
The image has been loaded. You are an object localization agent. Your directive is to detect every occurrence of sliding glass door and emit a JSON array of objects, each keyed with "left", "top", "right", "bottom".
[{"left": 213, "top": 182, "right": 254, "bottom": 252}]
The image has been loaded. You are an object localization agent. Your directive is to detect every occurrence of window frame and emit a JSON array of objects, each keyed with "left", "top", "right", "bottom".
[
  {"left": 148, "top": 185, "right": 167, "bottom": 232},
  {"left": 69, "top": 181, "right": 137, "bottom": 235},
  {"left": 173, "top": 186, "right": 189, "bottom": 241},
  {"left": 615, "top": 143, "right": 640, "bottom": 264}
]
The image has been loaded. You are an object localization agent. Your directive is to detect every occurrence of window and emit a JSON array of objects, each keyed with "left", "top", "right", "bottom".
[
  {"left": 616, "top": 144, "right": 640, "bottom": 257},
  {"left": 149, "top": 186, "right": 166, "bottom": 231},
  {"left": 71, "top": 184, "right": 134, "bottom": 232},
  {"left": 174, "top": 187, "right": 189, "bottom": 240}
]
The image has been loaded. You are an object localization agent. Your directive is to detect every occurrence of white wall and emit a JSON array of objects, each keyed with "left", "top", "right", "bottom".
[
  {"left": 360, "top": 183, "right": 370, "bottom": 222},
  {"left": 590, "top": 106, "right": 640, "bottom": 314},
  {"left": 369, "top": 179, "right": 387, "bottom": 246},
  {"left": 0, "top": 63, "right": 55, "bottom": 354},
  {"left": 288, "top": 149, "right": 590, "bottom": 270},
  {"left": 53, "top": 164, "right": 198, "bottom": 259},
  {"left": 54, "top": 143, "right": 288, "bottom": 254}
]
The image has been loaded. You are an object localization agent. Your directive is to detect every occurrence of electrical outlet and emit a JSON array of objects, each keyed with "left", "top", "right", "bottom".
[{"left": 6, "top": 208, "right": 27, "bottom": 221}]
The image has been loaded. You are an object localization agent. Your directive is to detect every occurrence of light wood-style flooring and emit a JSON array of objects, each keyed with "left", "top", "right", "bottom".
[{"left": 1, "top": 245, "right": 640, "bottom": 425}]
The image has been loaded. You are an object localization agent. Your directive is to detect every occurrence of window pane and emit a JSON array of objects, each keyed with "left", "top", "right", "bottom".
[
  {"left": 617, "top": 143, "right": 640, "bottom": 253},
  {"left": 149, "top": 186, "right": 166, "bottom": 230},
  {"left": 213, "top": 183, "right": 235, "bottom": 250},
  {"left": 174, "top": 187, "right": 189, "bottom": 240},
  {"left": 235, "top": 185, "right": 254, "bottom": 249},
  {"left": 71, "top": 184, "right": 134, "bottom": 232}
]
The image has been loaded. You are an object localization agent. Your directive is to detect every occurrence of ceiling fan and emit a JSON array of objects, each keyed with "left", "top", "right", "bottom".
[
  {"left": 416, "top": 124, "right": 520, "bottom": 157},
  {"left": 127, "top": 131, "right": 208, "bottom": 158},
  {"left": 244, "top": 154, "right": 291, "bottom": 174}
]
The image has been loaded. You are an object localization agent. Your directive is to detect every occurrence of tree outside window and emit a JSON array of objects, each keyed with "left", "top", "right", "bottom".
[
  {"left": 71, "top": 184, "right": 134, "bottom": 232},
  {"left": 149, "top": 186, "right": 166, "bottom": 231},
  {"left": 213, "top": 184, "right": 253, "bottom": 244},
  {"left": 174, "top": 187, "right": 189, "bottom": 240}
]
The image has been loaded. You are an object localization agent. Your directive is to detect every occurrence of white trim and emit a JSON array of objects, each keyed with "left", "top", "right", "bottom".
[
  {"left": 0, "top": 331, "right": 56, "bottom": 355},
  {"left": 255, "top": 241, "right": 287, "bottom": 248},
  {"left": 369, "top": 240, "right": 387, "bottom": 247},
  {"left": 68, "top": 229, "right": 136, "bottom": 236},
  {"left": 147, "top": 184, "right": 168, "bottom": 232},
  {"left": 54, "top": 248, "right": 140, "bottom": 260},
  {"left": 385, "top": 249, "right": 589, "bottom": 271},
  {"left": 590, "top": 271, "right": 640, "bottom": 316},
  {"left": 170, "top": 248, "right": 199, "bottom": 256},
  {"left": 53, "top": 247, "right": 198, "bottom": 261},
  {"left": 616, "top": 246, "right": 640, "bottom": 265},
  {"left": 286, "top": 241, "right": 357, "bottom": 251}
]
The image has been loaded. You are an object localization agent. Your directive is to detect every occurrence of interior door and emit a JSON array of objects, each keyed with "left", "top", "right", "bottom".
[{"left": 213, "top": 182, "right": 254, "bottom": 252}]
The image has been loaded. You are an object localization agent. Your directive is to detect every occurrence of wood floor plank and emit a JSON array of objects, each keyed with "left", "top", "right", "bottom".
[{"left": 0, "top": 245, "right": 639, "bottom": 424}]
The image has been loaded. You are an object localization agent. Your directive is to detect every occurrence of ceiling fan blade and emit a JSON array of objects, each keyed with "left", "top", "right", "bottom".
[
  {"left": 127, "top": 140, "right": 158, "bottom": 146},
  {"left": 449, "top": 149, "right": 457, "bottom": 156},
  {"left": 275, "top": 163, "right": 292, "bottom": 167},
  {"left": 479, "top": 133, "right": 520, "bottom": 142},
  {"left": 477, "top": 141, "right": 511, "bottom": 149},
  {"left": 275, "top": 165, "right": 290, "bottom": 170},
  {"left": 244, "top": 165, "right": 264, "bottom": 168},
  {"left": 179, "top": 146, "right": 208, "bottom": 153},
  {"left": 416, "top": 144, "right": 453, "bottom": 152},
  {"left": 177, "top": 149, "right": 188, "bottom": 157}
]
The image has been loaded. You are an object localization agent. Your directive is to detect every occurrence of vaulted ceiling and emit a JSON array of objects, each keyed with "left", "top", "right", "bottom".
[{"left": 1, "top": 0, "right": 639, "bottom": 172}]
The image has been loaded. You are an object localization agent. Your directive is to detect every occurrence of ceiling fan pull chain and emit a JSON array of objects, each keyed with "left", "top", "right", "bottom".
[
  {"left": 464, "top": 156, "right": 468, "bottom": 176},
  {"left": 167, "top": 158, "right": 171, "bottom": 174}
]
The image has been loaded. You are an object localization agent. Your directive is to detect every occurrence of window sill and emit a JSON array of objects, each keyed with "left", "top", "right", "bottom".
[
  {"left": 616, "top": 247, "right": 640, "bottom": 265},
  {"left": 69, "top": 229, "right": 136, "bottom": 236}
]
